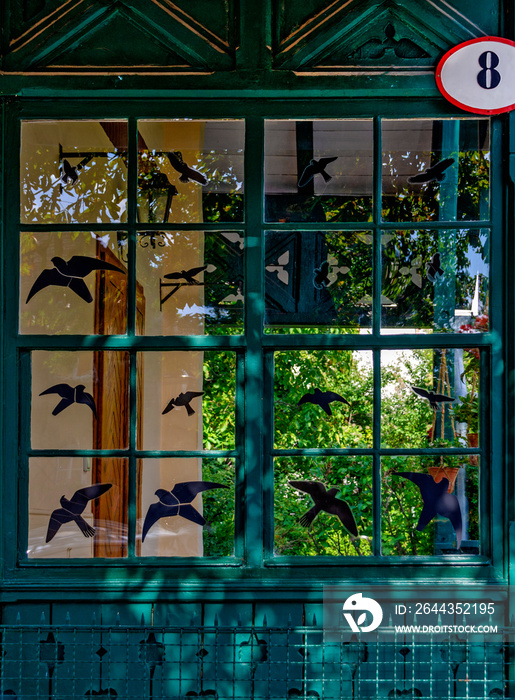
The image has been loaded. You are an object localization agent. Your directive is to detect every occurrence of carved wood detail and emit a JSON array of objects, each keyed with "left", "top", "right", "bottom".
[
  {"left": 3, "top": 0, "right": 235, "bottom": 73},
  {"left": 272, "top": 0, "right": 491, "bottom": 72}
]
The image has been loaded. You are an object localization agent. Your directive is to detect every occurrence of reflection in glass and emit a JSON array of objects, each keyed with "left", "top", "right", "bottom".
[
  {"left": 28, "top": 458, "right": 128, "bottom": 558},
  {"left": 381, "top": 347, "right": 481, "bottom": 450},
  {"left": 382, "top": 119, "right": 490, "bottom": 222},
  {"left": 265, "top": 231, "right": 372, "bottom": 332},
  {"left": 136, "top": 230, "right": 243, "bottom": 336},
  {"left": 382, "top": 229, "right": 489, "bottom": 332},
  {"left": 31, "top": 351, "right": 129, "bottom": 450},
  {"left": 137, "top": 120, "right": 244, "bottom": 224},
  {"left": 274, "top": 457, "right": 373, "bottom": 556},
  {"left": 138, "top": 458, "right": 234, "bottom": 557},
  {"left": 138, "top": 351, "right": 235, "bottom": 451},
  {"left": 382, "top": 456, "right": 479, "bottom": 555},
  {"left": 274, "top": 350, "right": 373, "bottom": 449},
  {"left": 265, "top": 120, "right": 373, "bottom": 223},
  {"left": 20, "top": 231, "right": 130, "bottom": 335},
  {"left": 21, "top": 121, "right": 128, "bottom": 224}
]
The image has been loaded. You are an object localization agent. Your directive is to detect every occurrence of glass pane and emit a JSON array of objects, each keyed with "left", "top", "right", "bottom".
[
  {"left": 31, "top": 351, "right": 129, "bottom": 450},
  {"left": 138, "top": 458, "right": 234, "bottom": 557},
  {"left": 382, "top": 229, "right": 489, "bottom": 333},
  {"left": 138, "top": 351, "right": 236, "bottom": 451},
  {"left": 28, "top": 457, "right": 128, "bottom": 558},
  {"left": 274, "top": 350, "right": 373, "bottom": 449},
  {"left": 137, "top": 120, "right": 244, "bottom": 224},
  {"left": 274, "top": 457, "right": 373, "bottom": 556},
  {"left": 382, "top": 456, "right": 479, "bottom": 555},
  {"left": 381, "top": 347, "right": 481, "bottom": 451},
  {"left": 265, "top": 231, "right": 373, "bottom": 332},
  {"left": 265, "top": 120, "right": 373, "bottom": 223},
  {"left": 136, "top": 230, "right": 243, "bottom": 335},
  {"left": 21, "top": 120, "right": 127, "bottom": 224},
  {"left": 382, "top": 119, "right": 490, "bottom": 223},
  {"left": 20, "top": 231, "right": 127, "bottom": 335}
]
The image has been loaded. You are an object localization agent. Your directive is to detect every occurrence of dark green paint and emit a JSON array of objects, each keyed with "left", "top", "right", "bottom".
[{"left": 0, "top": 0, "right": 509, "bottom": 641}]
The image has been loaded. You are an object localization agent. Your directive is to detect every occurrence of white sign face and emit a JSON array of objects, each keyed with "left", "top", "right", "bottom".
[{"left": 436, "top": 37, "right": 515, "bottom": 114}]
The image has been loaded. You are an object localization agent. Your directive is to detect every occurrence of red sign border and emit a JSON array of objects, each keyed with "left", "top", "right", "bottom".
[{"left": 436, "top": 36, "right": 515, "bottom": 115}]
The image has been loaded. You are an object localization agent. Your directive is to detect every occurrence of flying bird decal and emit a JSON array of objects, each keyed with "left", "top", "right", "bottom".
[
  {"left": 39, "top": 383, "right": 97, "bottom": 418},
  {"left": 163, "top": 266, "right": 208, "bottom": 284},
  {"left": 298, "top": 387, "right": 350, "bottom": 416},
  {"left": 167, "top": 151, "right": 208, "bottom": 185},
  {"left": 162, "top": 391, "right": 204, "bottom": 417},
  {"left": 408, "top": 158, "right": 455, "bottom": 184},
  {"left": 26, "top": 255, "right": 125, "bottom": 304},
  {"left": 298, "top": 157, "right": 338, "bottom": 188},
  {"left": 46, "top": 483, "right": 112, "bottom": 543},
  {"left": 289, "top": 480, "right": 358, "bottom": 536},
  {"left": 411, "top": 386, "right": 454, "bottom": 410},
  {"left": 392, "top": 472, "right": 462, "bottom": 548},
  {"left": 142, "top": 481, "right": 229, "bottom": 542}
]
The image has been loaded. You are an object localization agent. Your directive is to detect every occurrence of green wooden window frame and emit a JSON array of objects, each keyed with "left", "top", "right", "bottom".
[{"left": 0, "top": 98, "right": 505, "bottom": 586}]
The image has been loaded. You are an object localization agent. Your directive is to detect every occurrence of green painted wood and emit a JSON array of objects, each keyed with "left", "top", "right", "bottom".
[
  {"left": 272, "top": 0, "right": 496, "bottom": 70},
  {"left": 0, "top": 0, "right": 510, "bottom": 612},
  {"left": 2, "top": 0, "right": 235, "bottom": 72},
  {"left": 0, "top": 101, "right": 505, "bottom": 591}
]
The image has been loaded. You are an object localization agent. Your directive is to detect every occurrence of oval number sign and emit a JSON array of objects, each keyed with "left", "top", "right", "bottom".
[{"left": 436, "top": 37, "right": 515, "bottom": 114}]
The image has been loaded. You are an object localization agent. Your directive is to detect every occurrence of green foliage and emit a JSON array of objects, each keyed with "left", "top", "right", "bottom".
[
  {"left": 381, "top": 459, "right": 435, "bottom": 556},
  {"left": 201, "top": 458, "right": 235, "bottom": 557},
  {"left": 454, "top": 394, "right": 479, "bottom": 433},
  {"left": 202, "top": 352, "right": 236, "bottom": 450},
  {"left": 274, "top": 349, "right": 373, "bottom": 449},
  {"left": 202, "top": 342, "right": 479, "bottom": 557},
  {"left": 380, "top": 349, "right": 434, "bottom": 449},
  {"left": 274, "top": 457, "right": 373, "bottom": 556}
]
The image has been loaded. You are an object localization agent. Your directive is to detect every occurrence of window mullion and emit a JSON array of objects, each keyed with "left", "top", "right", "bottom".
[
  {"left": 244, "top": 114, "right": 265, "bottom": 569},
  {"left": 373, "top": 115, "right": 382, "bottom": 338},
  {"left": 373, "top": 117, "right": 383, "bottom": 557},
  {"left": 127, "top": 116, "right": 138, "bottom": 558}
]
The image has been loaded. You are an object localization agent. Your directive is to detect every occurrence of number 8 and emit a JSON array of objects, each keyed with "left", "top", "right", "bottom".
[{"left": 477, "top": 51, "right": 501, "bottom": 89}]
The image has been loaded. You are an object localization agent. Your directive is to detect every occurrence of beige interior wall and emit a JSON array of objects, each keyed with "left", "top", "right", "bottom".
[
  {"left": 21, "top": 120, "right": 128, "bottom": 224},
  {"left": 137, "top": 121, "right": 206, "bottom": 556},
  {"left": 24, "top": 121, "right": 206, "bottom": 558},
  {"left": 29, "top": 458, "right": 96, "bottom": 558}
]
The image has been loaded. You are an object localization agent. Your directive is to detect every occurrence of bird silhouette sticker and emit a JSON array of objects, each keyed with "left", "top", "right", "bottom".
[
  {"left": 26, "top": 255, "right": 125, "bottom": 304},
  {"left": 408, "top": 158, "right": 455, "bottom": 184},
  {"left": 163, "top": 265, "right": 208, "bottom": 285},
  {"left": 298, "top": 388, "right": 350, "bottom": 416},
  {"left": 392, "top": 472, "right": 462, "bottom": 548},
  {"left": 142, "top": 481, "right": 229, "bottom": 542},
  {"left": 162, "top": 391, "right": 204, "bottom": 417},
  {"left": 426, "top": 253, "right": 444, "bottom": 283},
  {"left": 40, "top": 383, "right": 97, "bottom": 418},
  {"left": 167, "top": 151, "right": 208, "bottom": 185},
  {"left": 289, "top": 481, "right": 358, "bottom": 536},
  {"left": 46, "top": 483, "right": 112, "bottom": 543},
  {"left": 298, "top": 157, "right": 338, "bottom": 188},
  {"left": 411, "top": 386, "right": 454, "bottom": 410}
]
